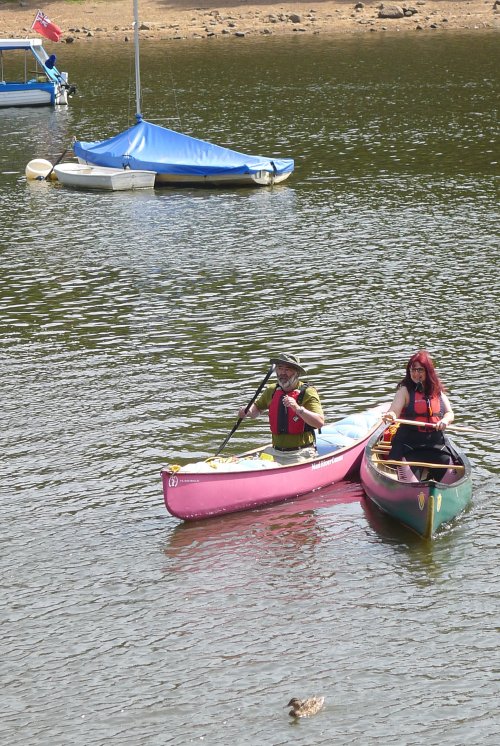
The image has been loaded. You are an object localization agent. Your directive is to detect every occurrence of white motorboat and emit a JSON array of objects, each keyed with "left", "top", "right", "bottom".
[
  {"left": 0, "top": 38, "right": 74, "bottom": 108},
  {"left": 53, "top": 163, "right": 156, "bottom": 191}
]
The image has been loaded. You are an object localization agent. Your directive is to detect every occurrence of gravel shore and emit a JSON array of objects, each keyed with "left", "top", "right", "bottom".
[{"left": 1, "top": 0, "right": 499, "bottom": 42}]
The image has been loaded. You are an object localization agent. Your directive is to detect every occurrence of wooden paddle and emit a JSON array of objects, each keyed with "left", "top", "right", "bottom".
[
  {"left": 391, "top": 417, "right": 499, "bottom": 437},
  {"left": 214, "top": 363, "right": 275, "bottom": 456},
  {"left": 442, "top": 423, "right": 500, "bottom": 436}
]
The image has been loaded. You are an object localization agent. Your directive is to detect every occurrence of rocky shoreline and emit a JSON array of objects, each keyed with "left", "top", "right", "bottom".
[{"left": 1, "top": 0, "right": 499, "bottom": 42}]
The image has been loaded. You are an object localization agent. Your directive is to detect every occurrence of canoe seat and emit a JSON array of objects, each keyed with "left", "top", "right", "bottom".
[
  {"left": 372, "top": 446, "right": 390, "bottom": 456},
  {"left": 372, "top": 454, "right": 399, "bottom": 479}
]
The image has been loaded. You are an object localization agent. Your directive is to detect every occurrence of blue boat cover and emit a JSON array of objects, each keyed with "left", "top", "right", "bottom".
[{"left": 73, "top": 119, "right": 294, "bottom": 179}]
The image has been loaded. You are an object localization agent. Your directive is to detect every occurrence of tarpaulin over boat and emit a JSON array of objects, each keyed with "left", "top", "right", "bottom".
[{"left": 73, "top": 118, "right": 294, "bottom": 179}]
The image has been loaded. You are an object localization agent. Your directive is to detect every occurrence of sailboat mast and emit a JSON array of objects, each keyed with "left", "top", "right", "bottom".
[{"left": 133, "top": 0, "right": 142, "bottom": 121}]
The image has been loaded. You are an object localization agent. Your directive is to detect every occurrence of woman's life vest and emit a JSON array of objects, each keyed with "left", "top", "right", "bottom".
[
  {"left": 402, "top": 389, "right": 445, "bottom": 432},
  {"left": 268, "top": 384, "right": 315, "bottom": 435}
]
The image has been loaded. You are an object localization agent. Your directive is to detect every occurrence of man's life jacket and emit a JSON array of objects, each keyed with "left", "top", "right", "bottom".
[
  {"left": 268, "top": 384, "right": 315, "bottom": 435},
  {"left": 402, "top": 389, "right": 445, "bottom": 432}
]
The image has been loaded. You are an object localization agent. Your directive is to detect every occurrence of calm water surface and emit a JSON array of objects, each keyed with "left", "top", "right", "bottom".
[{"left": 1, "top": 33, "right": 499, "bottom": 745}]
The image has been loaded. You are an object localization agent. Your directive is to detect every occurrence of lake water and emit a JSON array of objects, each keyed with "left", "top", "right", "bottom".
[{"left": 1, "top": 32, "right": 499, "bottom": 745}]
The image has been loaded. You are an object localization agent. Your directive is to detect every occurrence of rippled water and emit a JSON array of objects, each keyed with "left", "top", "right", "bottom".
[{"left": 1, "top": 33, "right": 499, "bottom": 745}]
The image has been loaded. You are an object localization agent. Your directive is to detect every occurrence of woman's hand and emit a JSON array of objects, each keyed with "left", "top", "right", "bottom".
[{"left": 383, "top": 410, "right": 397, "bottom": 424}]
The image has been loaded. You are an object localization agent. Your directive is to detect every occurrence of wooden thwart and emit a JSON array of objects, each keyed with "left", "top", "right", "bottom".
[{"left": 378, "top": 457, "right": 465, "bottom": 471}]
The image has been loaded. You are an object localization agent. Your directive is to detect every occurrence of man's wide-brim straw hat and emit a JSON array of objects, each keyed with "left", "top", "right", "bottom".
[{"left": 269, "top": 353, "right": 306, "bottom": 377}]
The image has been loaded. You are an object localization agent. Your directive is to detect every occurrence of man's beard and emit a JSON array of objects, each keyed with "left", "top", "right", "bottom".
[{"left": 278, "top": 373, "right": 299, "bottom": 391}]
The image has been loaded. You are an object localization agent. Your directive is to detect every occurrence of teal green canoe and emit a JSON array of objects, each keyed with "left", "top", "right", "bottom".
[{"left": 360, "top": 425, "right": 472, "bottom": 539}]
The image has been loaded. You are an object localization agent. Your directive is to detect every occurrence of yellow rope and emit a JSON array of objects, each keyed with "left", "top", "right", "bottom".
[{"left": 168, "top": 451, "right": 275, "bottom": 473}]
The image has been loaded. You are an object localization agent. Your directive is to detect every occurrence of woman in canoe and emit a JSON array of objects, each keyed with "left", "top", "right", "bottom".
[
  {"left": 238, "top": 353, "right": 324, "bottom": 465},
  {"left": 383, "top": 350, "right": 456, "bottom": 479}
]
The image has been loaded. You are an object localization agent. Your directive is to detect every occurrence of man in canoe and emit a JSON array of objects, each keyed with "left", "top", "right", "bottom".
[
  {"left": 238, "top": 353, "right": 325, "bottom": 465},
  {"left": 382, "top": 349, "right": 456, "bottom": 480}
]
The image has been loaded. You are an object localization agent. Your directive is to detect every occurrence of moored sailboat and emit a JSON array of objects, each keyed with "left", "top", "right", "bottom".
[{"left": 73, "top": 1, "right": 294, "bottom": 187}]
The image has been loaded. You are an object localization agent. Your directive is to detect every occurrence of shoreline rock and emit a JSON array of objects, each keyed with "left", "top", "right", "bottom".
[{"left": 0, "top": 0, "right": 498, "bottom": 42}]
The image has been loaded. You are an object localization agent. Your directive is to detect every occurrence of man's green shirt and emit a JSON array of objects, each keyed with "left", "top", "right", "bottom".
[{"left": 255, "top": 381, "right": 323, "bottom": 449}]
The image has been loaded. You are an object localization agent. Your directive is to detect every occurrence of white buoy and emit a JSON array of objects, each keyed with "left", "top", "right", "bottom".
[{"left": 25, "top": 158, "right": 54, "bottom": 180}]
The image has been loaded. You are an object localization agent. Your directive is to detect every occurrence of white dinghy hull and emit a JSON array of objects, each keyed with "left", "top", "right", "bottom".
[{"left": 54, "top": 163, "right": 156, "bottom": 191}]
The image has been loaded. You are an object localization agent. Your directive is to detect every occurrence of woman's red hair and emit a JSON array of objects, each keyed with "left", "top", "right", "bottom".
[{"left": 399, "top": 350, "right": 446, "bottom": 398}]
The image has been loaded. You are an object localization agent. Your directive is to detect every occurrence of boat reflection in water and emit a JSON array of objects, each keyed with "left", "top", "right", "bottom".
[
  {"left": 359, "top": 493, "right": 473, "bottom": 586},
  {"left": 163, "top": 480, "right": 365, "bottom": 567},
  {"left": 360, "top": 494, "right": 425, "bottom": 545}
]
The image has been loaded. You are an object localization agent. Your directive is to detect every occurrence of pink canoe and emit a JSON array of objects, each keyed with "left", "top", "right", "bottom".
[{"left": 161, "top": 403, "right": 387, "bottom": 521}]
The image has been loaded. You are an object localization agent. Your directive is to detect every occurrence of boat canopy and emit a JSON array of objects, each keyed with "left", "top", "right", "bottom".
[
  {"left": 0, "top": 38, "right": 64, "bottom": 84},
  {"left": 73, "top": 118, "right": 294, "bottom": 178},
  {"left": 0, "top": 38, "right": 46, "bottom": 51}
]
